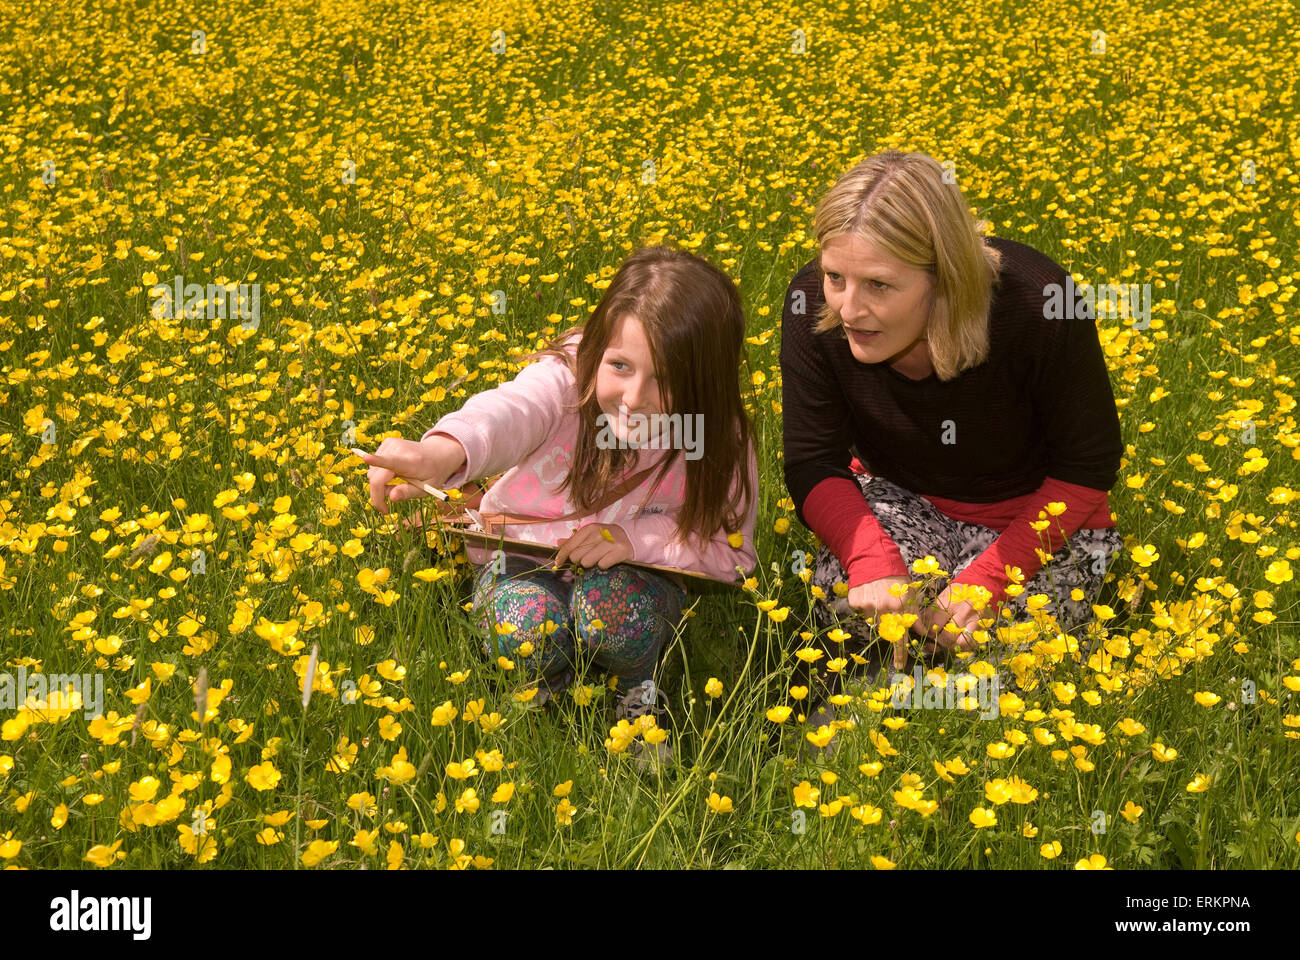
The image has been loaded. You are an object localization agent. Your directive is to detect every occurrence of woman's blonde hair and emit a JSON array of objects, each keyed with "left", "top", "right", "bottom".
[{"left": 811, "top": 150, "right": 1003, "bottom": 381}]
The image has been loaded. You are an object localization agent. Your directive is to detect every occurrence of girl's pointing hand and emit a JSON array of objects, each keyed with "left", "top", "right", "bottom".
[{"left": 355, "top": 434, "right": 466, "bottom": 517}]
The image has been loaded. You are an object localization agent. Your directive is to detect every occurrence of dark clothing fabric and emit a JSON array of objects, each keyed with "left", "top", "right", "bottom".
[{"left": 780, "top": 235, "right": 1124, "bottom": 523}]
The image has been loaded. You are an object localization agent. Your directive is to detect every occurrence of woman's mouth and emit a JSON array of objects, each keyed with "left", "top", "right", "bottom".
[{"left": 846, "top": 327, "right": 881, "bottom": 343}]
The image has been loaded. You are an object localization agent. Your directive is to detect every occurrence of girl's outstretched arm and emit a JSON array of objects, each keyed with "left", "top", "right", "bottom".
[{"left": 420, "top": 353, "right": 573, "bottom": 488}]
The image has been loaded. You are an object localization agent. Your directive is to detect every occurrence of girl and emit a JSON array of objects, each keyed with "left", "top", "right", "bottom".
[
  {"left": 780, "top": 150, "right": 1124, "bottom": 703},
  {"left": 362, "top": 246, "right": 759, "bottom": 738}
]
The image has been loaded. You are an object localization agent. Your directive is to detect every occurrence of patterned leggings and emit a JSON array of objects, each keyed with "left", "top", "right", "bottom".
[
  {"left": 810, "top": 474, "right": 1123, "bottom": 672},
  {"left": 469, "top": 555, "right": 688, "bottom": 695}
]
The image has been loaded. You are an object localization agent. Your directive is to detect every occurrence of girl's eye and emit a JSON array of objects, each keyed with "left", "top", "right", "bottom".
[{"left": 608, "top": 360, "right": 627, "bottom": 371}]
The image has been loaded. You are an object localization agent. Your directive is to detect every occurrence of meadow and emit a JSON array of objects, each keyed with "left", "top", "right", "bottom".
[{"left": 0, "top": 0, "right": 1297, "bottom": 870}]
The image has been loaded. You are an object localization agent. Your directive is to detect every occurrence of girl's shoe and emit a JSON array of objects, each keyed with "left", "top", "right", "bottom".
[
  {"left": 614, "top": 680, "right": 673, "bottom": 768},
  {"left": 613, "top": 679, "right": 660, "bottom": 721}
]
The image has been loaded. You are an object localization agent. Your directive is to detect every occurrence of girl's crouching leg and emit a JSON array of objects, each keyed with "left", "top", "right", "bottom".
[
  {"left": 571, "top": 565, "right": 685, "bottom": 694},
  {"left": 470, "top": 572, "right": 577, "bottom": 682}
]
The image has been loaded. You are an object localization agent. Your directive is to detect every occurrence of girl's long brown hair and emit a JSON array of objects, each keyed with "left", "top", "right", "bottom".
[{"left": 521, "top": 246, "right": 755, "bottom": 546}]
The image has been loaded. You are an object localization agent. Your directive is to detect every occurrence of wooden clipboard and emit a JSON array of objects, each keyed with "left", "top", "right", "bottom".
[{"left": 433, "top": 526, "right": 740, "bottom": 586}]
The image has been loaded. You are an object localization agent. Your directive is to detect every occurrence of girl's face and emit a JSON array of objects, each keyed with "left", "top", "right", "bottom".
[
  {"left": 820, "top": 232, "right": 936, "bottom": 371},
  {"left": 595, "top": 314, "right": 671, "bottom": 445}
]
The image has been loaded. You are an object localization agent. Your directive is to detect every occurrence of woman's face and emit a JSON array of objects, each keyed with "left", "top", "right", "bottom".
[
  {"left": 820, "top": 232, "right": 936, "bottom": 370},
  {"left": 595, "top": 314, "right": 670, "bottom": 444}
]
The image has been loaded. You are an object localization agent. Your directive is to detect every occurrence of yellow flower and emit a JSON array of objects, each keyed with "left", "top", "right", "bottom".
[
  {"left": 969, "top": 807, "right": 997, "bottom": 828},
  {"left": 1130, "top": 544, "right": 1160, "bottom": 567},
  {"left": 1151, "top": 742, "right": 1178, "bottom": 763},
  {"left": 773, "top": 518, "right": 790, "bottom": 534},
  {"left": 1186, "top": 773, "right": 1212, "bottom": 793},
  {"left": 350, "top": 829, "right": 379, "bottom": 856},
  {"left": 431, "top": 700, "right": 458, "bottom": 726},
  {"left": 851, "top": 804, "right": 882, "bottom": 825},
  {"left": 301, "top": 838, "right": 338, "bottom": 867},
  {"left": 986, "top": 741, "right": 1015, "bottom": 759},
  {"left": 491, "top": 782, "right": 515, "bottom": 803},
  {"left": 446, "top": 759, "right": 478, "bottom": 780},
  {"left": 376, "top": 746, "right": 416, "bottom": 785},
  {"left": 794, "top": 647, "right": 824, "bottom": 663},
  {"left": 1074, "top": 853, "right": 1111, "bottom": 870},
  {"left": 84, "top": 839, "right": 125, "bottom": 868},
  {"left": 255, "top": 827, "right": 283, "bottom": 845},
  {"left": 553, "top": 779, "right": 573, "bottom": 797},
  {"left": 704, "top": 677, "right": 723, "bottom": 698},
  {"left": 766, "top": 705, "right": 792, "bottom": 723},
  {"left": 792, "top": 781, "right": 820, "bottom": 808},
  {"left": 868, "top": 728, "right": 899, "bottom": 757},
  {"left": 1040, "top": 840, "right": 1062, "bottom": 860},
  {"left": 1264, "top": 560, "right": 1292, "bottom": 584},
  {"left": 245, "top": 761, "right": 281, "bottom": 791},
  {"left": 805, "top": 725, "right": 835, "bottom": 749},
  {"left": 0, "top": 832, "right": 21, "bottom": 858},
  {"left": 376, "top": 659, "right": 406, "bottom": 681},
  {"left": 455, "top": 788, "right": 480, "bottom": 814},
  {"left": 128, "top": 776, "right": 160, "bottom": 802},
  {"left": 727, "top": 532, "right": 744, "bottom": 549},
  {"left": 555, "top": 798, "right": 577, "bottom": 826},
  {"left": 706, "top": 792, "right": 734, "bottom": 813},
  {"left": 1193, "top": 691, "right": 1221, "bottom": 707},
  {"left": 1120, "top": 801, "right": 1144, "bottom": 823},
  {"left": 870, "top": 854, "right": 896, "bottom": 870}
]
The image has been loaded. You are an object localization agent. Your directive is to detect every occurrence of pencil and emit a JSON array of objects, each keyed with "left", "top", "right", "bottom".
[{"left": 349, "top": 447, "right": 448, "bottom": 500}]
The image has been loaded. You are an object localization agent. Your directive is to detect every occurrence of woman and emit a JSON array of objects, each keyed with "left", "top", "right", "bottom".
[{"left": 780, "top": 150, "right": 1124, "bottom": 694}]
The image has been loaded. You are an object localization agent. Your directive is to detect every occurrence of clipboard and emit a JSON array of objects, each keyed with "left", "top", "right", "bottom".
[{"left": 431, "top": 526, "right": 742, "bottom": 587}]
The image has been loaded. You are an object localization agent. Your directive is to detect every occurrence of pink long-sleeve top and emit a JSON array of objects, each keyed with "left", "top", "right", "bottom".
[{"left": 421, "top": 336, "right": 758, "bottom": 586}]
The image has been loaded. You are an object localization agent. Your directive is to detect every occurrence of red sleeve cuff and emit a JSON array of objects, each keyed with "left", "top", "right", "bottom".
[
  {"left": 802, "top": 477, "right": 909, "bottom": 587},
  {"left": 951, "top": 476, "right": 1110, "bottom": 606}
]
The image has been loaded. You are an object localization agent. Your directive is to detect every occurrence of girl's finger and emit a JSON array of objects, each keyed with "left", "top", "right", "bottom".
[
  {"left": 554, "top": 534, "right": 578, "bottom": 569},
  {"left": 368, "top": 469, "right": 397, "bottom": 515}
]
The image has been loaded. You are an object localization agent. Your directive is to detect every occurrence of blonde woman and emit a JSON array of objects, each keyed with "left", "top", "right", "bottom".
[{"left": 780, "top": 150, "right": 1123, "bottom": 694}]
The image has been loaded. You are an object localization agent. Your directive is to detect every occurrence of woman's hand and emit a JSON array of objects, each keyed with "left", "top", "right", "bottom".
[
  {"left": 357, "top": 434, "right": 467, "bottom": 530},
  {"left": 554, "top": 523, "right": 634, "bottom": 570},
  {"left": 917, "top": 583, "right": 984, "bottom": 654},
  {"left": 844, "top": 575, "right": 915, "bottom": 621},
  {"left": 843, "top": 575, "right": 924, "bottom": 669}
]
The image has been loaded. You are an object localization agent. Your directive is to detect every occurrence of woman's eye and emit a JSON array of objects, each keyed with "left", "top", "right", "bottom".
[{"left": 827, "top": 275, "right": 885, "bottom": 290}]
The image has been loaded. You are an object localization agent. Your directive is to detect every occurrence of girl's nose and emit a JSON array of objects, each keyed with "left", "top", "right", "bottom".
[{"left": 624, "top": 379, "right": 648, "bottom": 411}]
